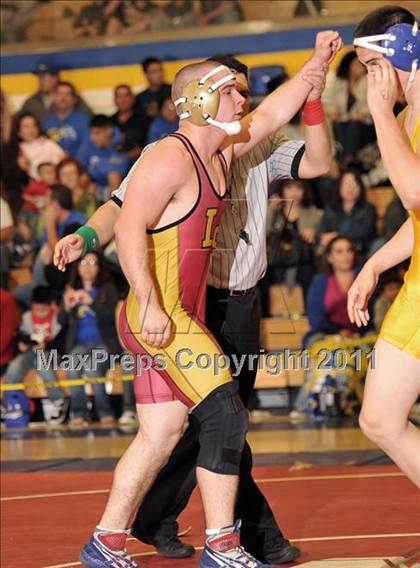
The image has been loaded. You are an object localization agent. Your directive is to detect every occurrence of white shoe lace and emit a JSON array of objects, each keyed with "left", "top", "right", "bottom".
[
  {"left": 227, "top": 546, "right": 259, "bottom": 567},
  {"left": 106, "top": 549, "right": 137, "bottom": 567}
]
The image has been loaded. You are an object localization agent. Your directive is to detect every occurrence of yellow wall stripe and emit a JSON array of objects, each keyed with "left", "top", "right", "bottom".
[{"left": 1, "top": 48, "right": 347, "bottom": 97}]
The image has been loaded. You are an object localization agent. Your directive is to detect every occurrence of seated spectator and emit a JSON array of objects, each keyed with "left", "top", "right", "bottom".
[
  {"left": 163, "top": 1, "right": 195, "bottom": 28},
  {"left": 1, "top": 90, "right": 13, "bottom": 145},
  {"left": 20, "top": 63, "right": 92, "bottom": 123},
  {"left": 0, "top": 1, "right": 39, "bottom": 43},
  {"left": 292, "top": 236, "right": 376, "bottom": 420},
  {"left": 373, "top": 270, "right": 403, "bottom": 332},
  {"left": 13, "top": 113, "right": 66, "bottom": 180},
  {"left": 111, "top": 84, "right": 148, "bottom": 163},
  {"left": 304, "top": 236, "right": 361, "bottom": 346},
  {"left": 192, "top": 0, "right": 243, "bottom": 25},
  {"left": 0, "top": 139, "right": 29, "bottom": 215},
  {"left": 0, "top": 286, "right": 20, "bottom": 374},
  {"left": 317, "top": 169, "right": 376, "bottom": 257},
  {"left": 261, "top": 179, "right": 322, "bottom": 316},
  {"left": 39, "top": 185, "right": 87, "bottom": 249},
  {"left": 57, "top": 158, "right": 96, "bottom": 218},
  {"left": 135, "top": 57, "right": 172, "bottom": 129},
  {"left": 42, "top": 81, "right": 90, "bottom": 157},
  {"left": 20, "top": 162, "right": 56, "bottom": 237},
  {"left": 3, "top": 286, "right": 69, "bottom": 426},
  {"left": 77, "top": 114, "right": 128, "bottom": 201},
  {"left": 0, "top": 193, "right": 15, "bottom": 286},
  {"left": 382, "top": 194, "right": 409, "bottom": 241},
  {"left": 73, "top": 1, "right": 104, "bottom": 37},
  {"left": 13, "top": 186, "right": 86, "bottom": 307},
  {"left": 147, "top": 97, "right": 179, "bottom": 143},
  {"left": 323, "top": 51, "right": 374, "bottom": 164},
  {"left": 59, "top": 252, "right": 120, "bottom": 427},
  {"left": 368, "top": 193, "right": 409, "bottom": 257},
  {"left": 104, "top": 0, "right": 165, "bottom": 35}
]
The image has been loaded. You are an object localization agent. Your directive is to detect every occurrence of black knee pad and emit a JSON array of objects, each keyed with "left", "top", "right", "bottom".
[{"left": 192, "top": 381, "right": 248, "bottom": 475}]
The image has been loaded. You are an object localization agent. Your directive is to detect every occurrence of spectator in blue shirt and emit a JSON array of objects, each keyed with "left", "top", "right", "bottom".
[
  {"left": 39, "top": 184, "right": 86, "bottom": 246},
  {"left": 147, "top": 97, "right": 179, "bottom": 143},
  {"left": 42, "top": 81, "right": 90, "bottom": 157},
  {"left": 77, "top": 114, "right": 128, "bottom": 201},
  {"left": 13, "top": 185, "right": 86, "bottom": 307}
]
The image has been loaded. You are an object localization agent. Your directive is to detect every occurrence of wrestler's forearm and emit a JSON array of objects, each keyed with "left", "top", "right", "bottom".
[
  {"left": 371, "top": 108, "right": 420, "bottom": 209},
  {"left": 299, "top": 120, "right": 332, "bottom": 178},
  {"left": 252, "top": 68, "right": 313, "bottom": 130},
  {"left": 366, "top": 218, "right": 413, "bottom": 274},
  {"left": 85, "top": 200, "right": 119, "bottom": 246}
]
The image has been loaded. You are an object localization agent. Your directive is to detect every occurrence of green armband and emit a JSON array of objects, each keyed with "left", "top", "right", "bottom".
[{"left": 75, "top": 226, "right": 100, "bottom": 256}]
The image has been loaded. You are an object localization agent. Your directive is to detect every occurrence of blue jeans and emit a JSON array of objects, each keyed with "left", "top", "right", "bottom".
[
  {"left": 5, "top": 349, "right": 63, "bottom": 400},
  {"left": 66, "top": 343, "right": 113, "bottom": 419}
]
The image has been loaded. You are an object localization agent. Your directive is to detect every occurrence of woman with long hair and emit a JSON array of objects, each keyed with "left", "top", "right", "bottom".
[
  {"left": 57, "top": 157, "right": 96, "bottom": 217},
  {"left": 348, "top": 5, "right": 420, "bottom": 486},
  {"left": 13, "top": 112, "right": 66, "bottom": 181},
  {"left": 318, "top": 168, "right": 376, "bottom": 256},
  {"left": 59, "top": 251, "right": 121, "bottom": 427},
  {"left": 305, "top": 236, "right": 360, "bottom": 346}
]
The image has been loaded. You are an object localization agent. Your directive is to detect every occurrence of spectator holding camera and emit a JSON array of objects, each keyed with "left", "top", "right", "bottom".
[
  {"left": 59, "top": 251, "right": 120, "bottom": 427},
  {"left": 261, "top": 179, "right": 322, "bottom": 316}
]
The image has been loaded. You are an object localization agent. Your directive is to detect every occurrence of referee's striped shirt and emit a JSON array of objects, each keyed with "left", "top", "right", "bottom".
[{"left": 111, "top": 131, "right": 305, "bottom": 291}]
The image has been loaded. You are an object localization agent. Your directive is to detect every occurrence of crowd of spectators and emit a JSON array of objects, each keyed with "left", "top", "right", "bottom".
[
  {"left": 0, "top": 49, "right": 409, "bottom": 425},
  {"left": 1, "top": 0, "right": 245, "bottom": 44}
]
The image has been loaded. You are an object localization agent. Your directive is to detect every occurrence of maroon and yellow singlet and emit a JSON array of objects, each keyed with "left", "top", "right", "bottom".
[{"left": 119, "top": 133, "right": 233, "bottom": 407}]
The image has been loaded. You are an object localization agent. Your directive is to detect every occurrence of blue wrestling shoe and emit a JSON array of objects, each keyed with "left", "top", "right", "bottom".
[
  {"left": 80, "top": 530, "right": 139, "bottom": 568},
  {"left": 199, "top": 521, "right": 276, "bottom": 568}
]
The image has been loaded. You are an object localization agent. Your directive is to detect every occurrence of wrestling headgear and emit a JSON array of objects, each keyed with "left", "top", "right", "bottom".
[
  {"left": 354, "top": 21, "right": 419, "bottom": 79},
  {"left": 173, "top": 65, "right": 241, "bottom": 136}
]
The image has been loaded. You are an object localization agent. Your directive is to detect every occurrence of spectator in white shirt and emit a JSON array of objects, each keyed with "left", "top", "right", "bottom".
[{"left": 13, "top": 113, "right": 66, "bottom": 181}]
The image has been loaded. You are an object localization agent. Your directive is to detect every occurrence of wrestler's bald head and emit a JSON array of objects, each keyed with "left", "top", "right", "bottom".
[{"left": 171, "top": 60, "right": 220, "bottom": 103}]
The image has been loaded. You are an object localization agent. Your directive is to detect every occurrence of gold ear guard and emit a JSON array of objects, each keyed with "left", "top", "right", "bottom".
[
  {"left": 174, "top": 65, "right": 236, "bottom": 127},
  {"left": 176, "top": 78, "right": 221, "bottom": 126}
]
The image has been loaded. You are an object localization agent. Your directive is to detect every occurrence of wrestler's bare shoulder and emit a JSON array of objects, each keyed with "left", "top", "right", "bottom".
[{"left": 141, "top": 136, "right": 192, "bottom": 171}]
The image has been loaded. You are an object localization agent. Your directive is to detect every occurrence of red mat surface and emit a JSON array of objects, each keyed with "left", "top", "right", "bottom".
[{"left": 2, "top": 465, "right": 420, "bottom": 567}]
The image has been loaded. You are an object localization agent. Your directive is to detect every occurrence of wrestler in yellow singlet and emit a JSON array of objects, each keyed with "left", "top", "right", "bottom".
[{"left": 379, "top": 108, "right": 420, "bottom": 358}]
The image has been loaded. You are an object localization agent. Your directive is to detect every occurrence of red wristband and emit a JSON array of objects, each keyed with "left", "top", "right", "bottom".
[{"left": 302, "top": 98, "right": 325, "bottom": 126}]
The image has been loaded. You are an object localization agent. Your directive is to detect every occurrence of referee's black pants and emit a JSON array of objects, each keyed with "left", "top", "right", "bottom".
[{"left": 131, "top": 286, "right": 285, "bottom": 556}]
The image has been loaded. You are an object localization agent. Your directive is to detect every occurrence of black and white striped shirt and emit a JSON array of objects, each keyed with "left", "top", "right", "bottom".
[{"left": 111, "top": 132, "right": 305, "bottom": 290}]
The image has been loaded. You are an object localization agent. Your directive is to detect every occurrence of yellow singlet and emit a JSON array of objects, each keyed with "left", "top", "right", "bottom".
[{"left": 379, "top": 107, "right": 420, "bottom": 358}]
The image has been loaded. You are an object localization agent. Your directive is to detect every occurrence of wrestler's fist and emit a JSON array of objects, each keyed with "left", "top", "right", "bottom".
[
  {"left": 54, "top": 234, "right": 84, "bottom": 271},
  {"left": 139, "top": 300, "right": 172, "bottom": 348},
  {"left": 366, "top": 59, "right": 399, "bottom": 116},
  {"left": 312, "top": 30, "right": 342, "bottom": 67},
  {"left": 347, "top": 263, "right": 379, "bottom": 328}
]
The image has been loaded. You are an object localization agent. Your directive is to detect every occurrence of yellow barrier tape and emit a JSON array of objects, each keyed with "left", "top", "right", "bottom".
[{"left": 0, "top": 375, "right": 134, "bottom": 392}]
